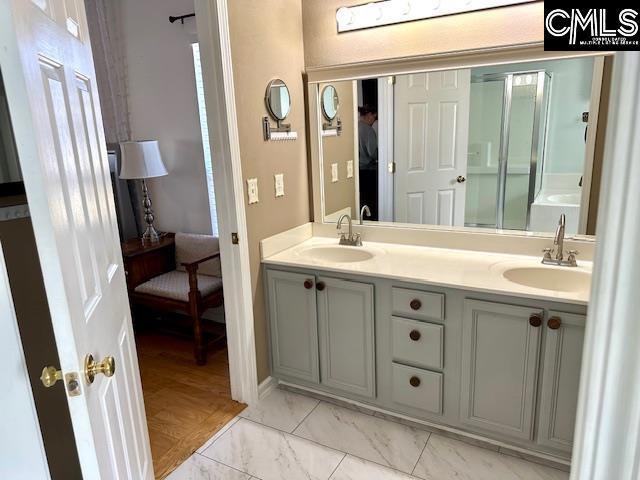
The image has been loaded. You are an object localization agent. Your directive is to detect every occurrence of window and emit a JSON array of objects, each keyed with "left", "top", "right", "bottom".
[{"left": 191, "top": 43, "right": 219, "bottom": 236}]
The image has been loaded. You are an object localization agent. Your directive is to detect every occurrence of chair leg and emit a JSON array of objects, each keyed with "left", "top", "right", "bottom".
[{"left": 190, "top": 302, "right": 206, "bottom": 365}]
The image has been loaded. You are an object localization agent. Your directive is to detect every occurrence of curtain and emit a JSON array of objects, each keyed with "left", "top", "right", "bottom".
[{"left": 85, "top": 0, "right": 143, "bottom": 240}]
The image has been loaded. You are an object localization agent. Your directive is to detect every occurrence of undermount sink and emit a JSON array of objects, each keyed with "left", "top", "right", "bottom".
[
  {"left": 297, "top": 245, "right": 377, "bottom": 263},
  {"left": 502, "top": 267, "right": 590, "bottom": 293}
]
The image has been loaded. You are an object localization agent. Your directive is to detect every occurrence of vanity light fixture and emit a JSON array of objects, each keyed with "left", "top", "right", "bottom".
[{"left": 336, "top": 0, "right": 538, "bottom": 33}]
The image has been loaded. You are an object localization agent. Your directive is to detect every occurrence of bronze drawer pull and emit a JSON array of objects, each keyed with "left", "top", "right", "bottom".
[
  {"left": 410, "top": 299, "right": 422, "bottom": 310},
  {"left": 316, "top": 281, "right": 325, "bottom": 291},
  {"left": 529, "top": 314, "right": 542, "bottom": 327},
  {"left": 304, "top": 279, "right": 313, "bottom": 290},
  {"left": 409, "top": 330, "right": 421, "bottom": 341},
  {"left": 410, "top": 376, "right": 421, "bottom": 387},
  {"left": 548, "top": 316, "right": 562, "bottom": 330}
]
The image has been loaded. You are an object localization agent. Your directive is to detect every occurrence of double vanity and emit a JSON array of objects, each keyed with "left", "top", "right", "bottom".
[{"left": 261, "top": 225, "right": 591, "bottom": 464}]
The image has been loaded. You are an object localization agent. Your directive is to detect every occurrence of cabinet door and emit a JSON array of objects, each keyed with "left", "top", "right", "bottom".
[
  {"left": 317, "top": 276, "right": 375, "bottom": 398},
  {"left": 537, "top": 311, "right": 585, "bottom": 453},
  {"left": 460, "top": 299, "right": 543, "bottom": 440},
  {"left": 267, "top": 270, "right": 319, "bottom": 383}
]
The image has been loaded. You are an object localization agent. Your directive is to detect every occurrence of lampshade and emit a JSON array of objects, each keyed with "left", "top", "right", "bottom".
[{"left": 119, "top": 140, "right": 168, "bottom": 179}]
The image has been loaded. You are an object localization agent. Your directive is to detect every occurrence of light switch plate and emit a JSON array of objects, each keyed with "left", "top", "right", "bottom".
[
  {"left": 331, "top": 163, "right": 339, "bottom": 183},
  {"left": 347, "top": 160, "right": 354, "bottom": 178},
  {"left": 247, "top": 178, "right": 259, "bottom": 204},
  {"left": 274, "top": 173, "right": 284, "bottom": 197}
]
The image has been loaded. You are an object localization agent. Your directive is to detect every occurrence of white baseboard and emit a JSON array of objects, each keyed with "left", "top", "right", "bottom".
[{"left": 258, "top": 376, "right": 278, "bottom": 399}]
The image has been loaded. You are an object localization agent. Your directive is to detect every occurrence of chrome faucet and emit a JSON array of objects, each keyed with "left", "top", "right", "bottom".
[
  {"left": 554, "top": 213, "right": 566, "bottom": 261},
  {"left": 360, "top": 205, "right": 371, "bottom": 225},
  {"left": 337, "top": 214, "right": 362, "bottom": 246},
  {"left": 542, "top": 213, "right": 578, "bottom": 267}
]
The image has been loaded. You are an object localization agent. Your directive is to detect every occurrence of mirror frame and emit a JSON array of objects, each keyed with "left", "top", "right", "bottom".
[
  {"left": 264, "top": 78, "right": 291, "bottom": 122},
  {"left": 307, "top": 45, "right": 613, "bottom": 242},
  {"left": 320, "top": 85, "right": 340, "bottom": 121}
]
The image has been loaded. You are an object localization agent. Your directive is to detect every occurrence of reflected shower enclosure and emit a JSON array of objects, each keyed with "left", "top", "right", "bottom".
[{"left": 465, "top": 70, "right": 550, "bottom": 230}]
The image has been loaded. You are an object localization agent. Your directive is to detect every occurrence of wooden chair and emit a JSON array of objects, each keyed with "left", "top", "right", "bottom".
[{"left": 127, "top": 233, "right": 224, "bottom": 365}]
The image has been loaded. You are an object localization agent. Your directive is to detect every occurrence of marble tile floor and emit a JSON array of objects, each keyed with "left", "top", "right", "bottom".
[{"left": 167, "top": 387, "right": 569, "bottom": 480}]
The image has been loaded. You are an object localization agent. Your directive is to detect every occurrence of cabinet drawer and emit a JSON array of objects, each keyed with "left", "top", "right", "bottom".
[
  {"left": 392, "top": 317, "right": 443, "bottom": 370},
  {"left": 391, "top": 363, "right": 442, "bottom": 415},
  {"left": 392, "top": 287, "right": 444, "bottom": 321}
]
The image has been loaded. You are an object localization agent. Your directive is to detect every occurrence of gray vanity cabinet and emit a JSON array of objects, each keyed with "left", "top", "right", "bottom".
[
  {"left": 460, "top": 299, "right": 543, "bottom": 441},
  {"left": 266, "top": 269, "right": 319, "bottom": 383},
  {"left": 536, "top": 311, "right": 586, "bottom": 454},
  {"left": 317, "top": 276, "right": 375, "bottom": 398}
]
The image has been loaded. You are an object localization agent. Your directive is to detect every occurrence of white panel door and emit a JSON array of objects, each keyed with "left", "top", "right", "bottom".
[
  {"left": 394, "top": 70, "right": 470, "bottom": 225},
  {"left": 1, "top": 1, "right": 152, "bottom": 478}
]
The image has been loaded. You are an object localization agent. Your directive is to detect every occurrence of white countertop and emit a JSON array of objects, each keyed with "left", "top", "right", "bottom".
[{"left": 262, "top": 237, "right": 591, "bottom": 306}]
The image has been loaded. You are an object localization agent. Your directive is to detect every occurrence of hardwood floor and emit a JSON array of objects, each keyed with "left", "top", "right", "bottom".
[{"left": 136, "top": 328, "right": 246, "bottom": 479}]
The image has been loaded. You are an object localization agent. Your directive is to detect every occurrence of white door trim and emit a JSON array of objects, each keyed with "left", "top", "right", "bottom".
[
  {"left": 194, "top": 0, "right": 258, "bottom": 405},
  {"left": 571, "top": 51, "right": 640, "bottom": 480},
  {"left": 377, "top": 76, "right": 394, "bottom": 222}
]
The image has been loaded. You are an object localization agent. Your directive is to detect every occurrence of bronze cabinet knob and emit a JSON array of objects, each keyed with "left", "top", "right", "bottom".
[
  {"left": 410, "top": 299, "right": 422, "bottom": 310},
  {"left": 456, "top": 175, "right": 467, "bottom": 183},
  {"left": 316, "top": 281, "right": 325, "bottom": 291},
  {"left": 548, "top": 316, "right": 562, "bottom": 330},
  {"left": 529, "top": 314, "right": 542, "bottom": 327},
  {"left": 409, "top": 330, "right": 421, "bottom": 341},
  {"left": 410, "top": 376, "right": 421, "bottom": 387},
  {"left": 304, "top": 279, "right": 313, "bottom": 290}
]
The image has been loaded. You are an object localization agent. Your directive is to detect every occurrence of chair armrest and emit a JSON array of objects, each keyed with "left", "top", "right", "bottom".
[
  {"left": 180, "top": 252, "right": 221, "bottom": 270},
  {"left": 182, "top": 252, "right": 221, "bottom": 299}
]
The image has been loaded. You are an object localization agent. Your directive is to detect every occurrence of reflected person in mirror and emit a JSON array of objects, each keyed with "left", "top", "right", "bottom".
[{"left": 358, "top": 104, "right": 378, "bottom": 220}]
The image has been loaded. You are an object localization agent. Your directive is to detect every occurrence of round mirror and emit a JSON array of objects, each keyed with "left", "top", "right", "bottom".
[
  {"left": 265, "top": 79, "right": 291, "bottom": 121},
  {"left": 321, "top": 85, "right": 339, "bottom": 121}
]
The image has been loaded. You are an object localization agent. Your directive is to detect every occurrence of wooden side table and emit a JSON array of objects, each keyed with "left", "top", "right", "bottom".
[{"left": 121, "top": 233, "right": 175, "bottom": 294}]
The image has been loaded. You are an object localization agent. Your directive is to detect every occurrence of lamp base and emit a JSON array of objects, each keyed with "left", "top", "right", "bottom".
[
  {"left": 142, "top": 225, "right": 160, "bottom": 245},
  {"left": 140, "top": 178, "right": 160, "bottom": 245}
]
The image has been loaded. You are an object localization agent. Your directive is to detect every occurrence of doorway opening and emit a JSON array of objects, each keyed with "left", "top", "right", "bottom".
[{"left": 86, "top": 10, "right": 247, "bottom": 478}]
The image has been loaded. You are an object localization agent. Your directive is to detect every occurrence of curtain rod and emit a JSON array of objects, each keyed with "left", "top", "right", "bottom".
[{"left": 169, "top": 13, "right": 195, "bottom": 24}]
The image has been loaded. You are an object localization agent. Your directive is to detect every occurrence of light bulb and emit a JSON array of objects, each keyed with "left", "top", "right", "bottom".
[{"left": 336, "top": 7, "right": 353, "bottom": 26}]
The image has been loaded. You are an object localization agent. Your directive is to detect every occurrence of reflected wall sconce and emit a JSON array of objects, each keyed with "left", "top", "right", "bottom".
[{"left": 336, "top": 0, "right": 538, "bottom": 33}]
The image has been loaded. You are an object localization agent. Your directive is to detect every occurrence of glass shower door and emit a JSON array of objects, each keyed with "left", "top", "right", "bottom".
[{"left": 464, "top": 77, "right": 505, "bottom": 228}]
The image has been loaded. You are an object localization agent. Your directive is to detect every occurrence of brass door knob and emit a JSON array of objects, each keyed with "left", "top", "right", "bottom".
[
  {"left": 84, "top": 354, "right": 116, "bottom": 384},
  {"left": 40, "top": 366, "right": 62, "bottom": 388},
  {"left": 456, "top": 175, "right": 466, "bottom": 183}
]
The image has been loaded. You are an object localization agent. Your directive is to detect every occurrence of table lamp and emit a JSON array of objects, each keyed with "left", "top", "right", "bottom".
[{"left": 119, "top": 140, "right": 168, "bottom": 244}]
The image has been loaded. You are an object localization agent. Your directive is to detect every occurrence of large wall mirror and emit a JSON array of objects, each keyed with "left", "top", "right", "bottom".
[{"left": 314, "top": 55, "right": 611, "bottom": 237}]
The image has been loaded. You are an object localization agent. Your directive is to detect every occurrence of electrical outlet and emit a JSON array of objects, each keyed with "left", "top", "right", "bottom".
[
  {"left": 247, "top": 178, "right": 259, "bottom": 204},
  {"left": 347, "top": 160, "right": 354, "bottom": 178},
  {"left": 274, "top": 173, "right": 284, "bottom": 197},
  {"left": 331, "top": 163, "right": 339, "bottom": 183}
]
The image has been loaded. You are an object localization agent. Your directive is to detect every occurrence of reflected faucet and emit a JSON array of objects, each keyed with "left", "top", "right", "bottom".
[
  {"left": 542, "top": 213, "right": 578, "bottom": 267},
  {"left": 554, "top": 213, "right": 566, "bottom": 261},
  {"left": 360, "top": 205, "right": 371, "bottom": 225},
  {"left": 337, "top": 214, "right": 362, "bottom": 246}
]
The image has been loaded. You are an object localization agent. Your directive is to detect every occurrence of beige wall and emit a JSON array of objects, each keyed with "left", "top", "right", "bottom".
[
  {"left": 302, "top": 0, "right": 544, "bottom": 69},
  {"left": 321, "top": 81, "right": 356, "bottom": 218},
  {"left": 228, "top": 0, "right": 310, "bottom": 382}
]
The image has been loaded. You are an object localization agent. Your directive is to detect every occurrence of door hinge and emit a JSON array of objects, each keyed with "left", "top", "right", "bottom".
[
  {"left": 231, "top": 232, "right": 239, "bottom": 244},
  {"left": 388, "top": 75, "right": 396, "bottom": 85},
  {"left": 388, "top": 162, "right": 396, "bottom": 174}
]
